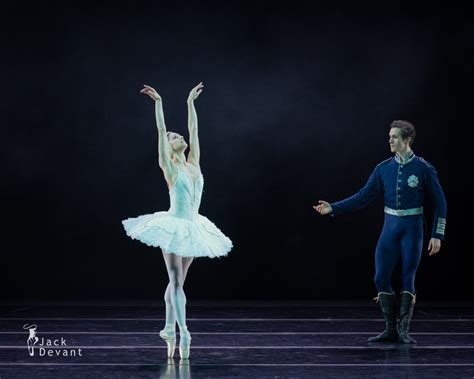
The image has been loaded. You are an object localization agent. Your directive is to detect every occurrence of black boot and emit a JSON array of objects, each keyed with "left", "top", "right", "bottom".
[
  {"left": 368, "top": 292, "right": 399, "bottom": 342},
  {"left": 398, "top": 291, "right": 417, "bottom": 344}
]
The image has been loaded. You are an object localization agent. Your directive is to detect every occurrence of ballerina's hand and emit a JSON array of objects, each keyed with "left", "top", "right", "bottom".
[
  {"left": 313, "top": 200, "right": 333, "bottom": 215},
  {"left": 140, "top": 85, "right": 162, "bottom": 102},
  {"left": 187, "top": 82, "right": 204, "bottom": 102}
]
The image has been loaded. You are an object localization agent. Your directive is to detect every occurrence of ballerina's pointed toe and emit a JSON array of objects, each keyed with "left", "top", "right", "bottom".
[
  {"left": 179, "top": 327, "right": 192, "bottom": 359},
  {"left": 159, "top": 328, "right": 176, "bottom": 358}
]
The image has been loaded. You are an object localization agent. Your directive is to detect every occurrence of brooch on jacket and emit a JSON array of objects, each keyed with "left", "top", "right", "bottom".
[{"left": 407, "top": 175, "right": 419, "bottom": 188}]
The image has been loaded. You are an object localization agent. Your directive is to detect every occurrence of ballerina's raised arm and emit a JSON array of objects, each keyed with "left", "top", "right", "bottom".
[
  {"left": 186, "top": 82, "right": 204, "bottom": 167},
  {"left": 140, "top": 84, "right": 174, "bottom": 187}
]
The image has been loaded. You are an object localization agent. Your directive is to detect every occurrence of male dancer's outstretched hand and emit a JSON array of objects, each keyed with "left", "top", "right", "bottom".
[
  {"left": 313, "top": 201, "right": 333, "bottom": 215},
  {"left": 428, "top": 238, "right": 441, "bottom": 256}
]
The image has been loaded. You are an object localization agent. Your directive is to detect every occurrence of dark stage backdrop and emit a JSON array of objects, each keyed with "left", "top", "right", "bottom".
[{"left": 2, "top": 2, "right": 472, "bottom": 301}]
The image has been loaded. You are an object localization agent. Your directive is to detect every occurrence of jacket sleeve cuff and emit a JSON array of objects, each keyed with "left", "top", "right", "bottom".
[
  {"left": 432, "top": 233, "right": 445, "bottom": 241},
  {"left": 432, "top": 217, "right": 446, "bottom": 240},
  {"left": 330, "top": 203, "right": 342, "bottom": 217}
]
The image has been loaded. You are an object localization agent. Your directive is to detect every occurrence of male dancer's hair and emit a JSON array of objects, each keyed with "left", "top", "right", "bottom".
[{"left": 390, "top": 120, "right": 416, "bottom": 146}]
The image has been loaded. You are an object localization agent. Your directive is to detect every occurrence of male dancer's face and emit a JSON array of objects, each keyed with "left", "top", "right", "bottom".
[{"left": 389, "top": 127, "right": 410, "bottom": 154}]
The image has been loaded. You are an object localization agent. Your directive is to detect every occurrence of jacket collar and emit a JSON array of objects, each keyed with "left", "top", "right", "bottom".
[{"left": 395, "top": 151, "right": 415, "bottom": 164}]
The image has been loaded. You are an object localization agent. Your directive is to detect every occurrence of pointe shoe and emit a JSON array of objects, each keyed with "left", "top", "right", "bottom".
[
  {"left": 159, "top": 327, "right": 176, "bottom": 358},
  {"left": 179, "top": 327, "right": 191, "bottom": 359}
]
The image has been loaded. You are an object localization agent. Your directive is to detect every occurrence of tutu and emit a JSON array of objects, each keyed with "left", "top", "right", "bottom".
[{"left": 122, "top": 167, "right": 232, "bottom": 258}]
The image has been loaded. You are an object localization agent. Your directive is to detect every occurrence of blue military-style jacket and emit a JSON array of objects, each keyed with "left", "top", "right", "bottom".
[{"left": 330, "top": 152, "right": 447, "bottom": 240}]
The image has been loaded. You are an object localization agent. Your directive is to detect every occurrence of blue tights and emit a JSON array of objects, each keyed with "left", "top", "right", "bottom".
[{"left": 374, "top": 214, "right": 423, "bottom": 294}]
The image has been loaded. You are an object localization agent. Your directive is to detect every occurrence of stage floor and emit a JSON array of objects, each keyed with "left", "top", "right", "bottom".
[{"left": 0, "top": 301, "right": 473, "bottom": 378}]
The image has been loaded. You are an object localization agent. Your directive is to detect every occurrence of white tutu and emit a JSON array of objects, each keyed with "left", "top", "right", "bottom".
[
  {"left": 122, "top": 211, "right": 232, "bottom": 258},
  {"left": 122, "top": 167, "right": 232, "bottom": 258}
]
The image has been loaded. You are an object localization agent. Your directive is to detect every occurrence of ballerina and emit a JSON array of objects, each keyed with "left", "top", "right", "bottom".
[{"left": 122, "top": 82, "right": 232, "bottom": 358}]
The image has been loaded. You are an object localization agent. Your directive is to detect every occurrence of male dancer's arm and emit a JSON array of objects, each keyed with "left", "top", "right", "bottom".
[
  {"left": 425, "top": 163, "right": 447, "bottom": 255},
  {"left": 314, "top": 165, "right": 383, "bottom": 216}
]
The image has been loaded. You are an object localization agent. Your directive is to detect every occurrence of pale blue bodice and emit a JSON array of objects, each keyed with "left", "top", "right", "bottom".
[{"left": 168, "top": 168, "right": 204, "bottom": 221}]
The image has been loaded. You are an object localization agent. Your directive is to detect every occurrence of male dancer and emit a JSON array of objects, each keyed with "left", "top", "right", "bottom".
[{"left": 314, "top": 120, "right": 447, "bottom": 343}]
